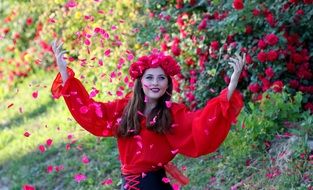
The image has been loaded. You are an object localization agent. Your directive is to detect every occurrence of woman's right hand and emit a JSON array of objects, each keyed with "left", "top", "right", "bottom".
[{"left": 51, "top": 39, "right": 69, "bottom": 85}]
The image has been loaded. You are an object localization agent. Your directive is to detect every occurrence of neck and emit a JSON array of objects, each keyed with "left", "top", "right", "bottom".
[{"left": 144, "top": 99, "right": 157, "bottom": 116}]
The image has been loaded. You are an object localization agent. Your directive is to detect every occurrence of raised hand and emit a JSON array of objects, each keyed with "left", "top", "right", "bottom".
[
  {"left": 51, "top": 39, "right": 69, "bottom": 85},
  {"left": 227, "top": 52, "right": 246, "bottom": 100}
]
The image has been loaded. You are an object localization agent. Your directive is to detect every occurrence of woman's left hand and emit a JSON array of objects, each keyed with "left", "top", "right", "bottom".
[
  {"left": 228, "top": 52, "right": 245, "bottom": 83},
  {"left": 227, "top": 53, "right": 246, "bottom": 100}
]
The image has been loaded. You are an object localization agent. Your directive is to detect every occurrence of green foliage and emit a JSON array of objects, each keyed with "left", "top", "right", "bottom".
[
  {"left": 135, "top": 0, "right": 313, "bottom": 111},
  {"left": 215, "top": 89, "right": 313, "bottom": 189},
  {"left": 224, "top": 89, "right": 303, "bottom": 160}
]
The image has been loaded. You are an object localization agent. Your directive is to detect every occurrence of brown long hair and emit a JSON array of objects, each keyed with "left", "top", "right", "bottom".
[{"left": 118, "top": 76, "right": 173, "bottom": 137}]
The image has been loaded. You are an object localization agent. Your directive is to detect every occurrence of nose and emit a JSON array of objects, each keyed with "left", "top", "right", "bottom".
[{"left": 152, "top": 78, "right": 158, "bottom": 85}]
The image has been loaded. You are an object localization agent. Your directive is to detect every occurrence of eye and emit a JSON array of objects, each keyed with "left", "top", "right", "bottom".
[
  {"left": 146, "top": 76, "right": 153, "bottom": 80},
  {"left": 158, "top": 76, "right": 166, "bottom": 80}
]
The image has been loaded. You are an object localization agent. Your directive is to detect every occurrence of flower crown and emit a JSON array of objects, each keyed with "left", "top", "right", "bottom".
[{"left": 129, "top": 51, "right": 181, "bottom": 79}]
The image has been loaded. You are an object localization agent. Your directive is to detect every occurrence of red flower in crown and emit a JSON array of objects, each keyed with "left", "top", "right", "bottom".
[{"left": 129, "top": 51, "right": 181, "bottom": 79}]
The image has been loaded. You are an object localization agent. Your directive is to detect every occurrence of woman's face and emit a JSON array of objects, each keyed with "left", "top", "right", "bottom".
[{"left": 141, "top": 67, "right": 168, "bottom": 102}]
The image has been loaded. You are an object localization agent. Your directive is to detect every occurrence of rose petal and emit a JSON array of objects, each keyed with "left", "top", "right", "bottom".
[
  {"left": 84, "top": 39, "right": 91, "bottom": 46},
  {"left": 165, "top": 101, "right": 172, "bottom": 108},
  {"left": 104, "top": 49, "right": 111, "bottom": 57},
  {"left": 47, "top": 165, "right": 54, "bottom": 173},
  {"left": 22, "top": 184, "right": 35, "bottom": 190},
  {"left": 171, "top": 149, "right": 179, "bottom": 154},
  {"left": 101, "top": 178, "right": 113, "bottom": 185},
  {"left": 81, "top": 155, "right": 90, "bottom": 164},
  {"left": 116, "top": 90, "right": 123, "bottom": 96},
  {"left": 24, "top": 131, "right": 31, "bottom": 137},
  {"left": 74, "top": 173, "right": 87, "bottom": 183},
  {"left": 162, "top": 177, "right": 170, "bottom": 183},
  {"left": 32, "top": 91, "right": 38, "bottom": 99},
  {"left": 38, "top": 145, "right": 46, "bottom": 153},
  {"left": 79, "top": 106, "right": 89, "bottom": 114}
]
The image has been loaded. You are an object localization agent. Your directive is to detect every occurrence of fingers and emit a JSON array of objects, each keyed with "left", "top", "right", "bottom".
[
  {"left": 228, "top": 61, "right": 236, "bottom": 70},
  {"left": 51, "top": 39, "right": 57, "bottom": 53},
  {"left": 57, "top": 41, "right": 64, "bottom": 52},
  {"left": 229, "top": 57, "right": 238, "bottom": 63},
  {"left": 240, "top": 53, "right": 246, "bottom": 67},
  {"left": 51, "top": 38, "right": 64, "bottom": 54},
  {"left": 229, "top": 52, "right": 246, "bottom": 71},
  {"left": 229, "top": 58, "right": 240, "bottom": 71},
  {"left": 59, "top": 50, "right": 68, "bottom": 55},
  {"left": 57, "top": 50, "right": 67, "bottom": 62}
]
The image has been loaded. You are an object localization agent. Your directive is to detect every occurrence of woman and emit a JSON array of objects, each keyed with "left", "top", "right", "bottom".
[{"left": 51, "top": 39, "right": 245, "bottom": 190}]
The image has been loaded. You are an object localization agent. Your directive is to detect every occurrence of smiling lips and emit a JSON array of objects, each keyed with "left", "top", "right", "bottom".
[{"left": 150, "top": 88, "right": 160, "bottom": 93}]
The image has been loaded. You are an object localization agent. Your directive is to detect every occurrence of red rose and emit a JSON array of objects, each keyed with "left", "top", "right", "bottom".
[
  {"left": 232, "top": 0, "right": 244, "bottom": 10},
  {"left": 258, "top": 39, "right": 267, "bottom": 49},
  {"left": 297, "top": 63, "right": 313, "bottom": 79},
  {"left": 185, "top": 57, "right": 195, "bottom": 66},
  {"left": 271, "top": 81, "right": 284, "bottom": 92},
  {"left": 13, "top": 32, "right": 20, "bottom": 39},
  {"left": 3, "top": 27, "right": 10, "bottom": 34},
  {"left": 286, "top": 62, "right": 296, "bottom": 73},
  {"left": 265, "top": 67, "right": 274, "bottom": 78},
  {"left": 245, "top": 25, "right": 253, "bottom": 34},
  {"left": 291, "top": 53, "right": 303, "bottom": 64},
  {"left": 173, "top": 37, "right": 180, "bottom": 44},
  {"left": 286, "top": 33, "right": 299, "bottom": 45},
  {"left": 261, "top": 78, "right": 271, "bottom": 91},
  {"left": 241, "top": 69, "right": 249, "bottom": 78},
  {"left": 248, "top": 83, "right": 261, "bottom": 93},
  {"left": 160, "top": 42, "right": 168, "bottom": 51},
  {"left": 176, "top": 0, "right": 183, "bottom": 9},
  {"left": 198, "top": 18, "right": 208, "bottom": 31},
  {"left": 296, "top": 9, "right": 304, "bottom": 15},
  {"left": 267, "top": 50, "right": 278, "bottom": 62},
  {"left": 252, "top": 9, "right": 260, "bottom": 16},
  {"left": 189, "top": 0, "right": 196, "bottom": 6},
  {"left": 265, "top": 33, "right": 279, "bottom": 46},
  {"left": 303, "top": 0, "right": 313, "bottom": 4},
  {"left": 245, "top": 53, "right": 252, "bottom": 64},
  {"left": 171, "top": 43, "right": 181, "bottom": 56},
  {"left": 176, "top": 16, "right": 184, "bottom": 27},
  {"left": 227, "top": 35, "right": 234, "bottom": 43},
  {"left": 210, "top": 41, "right": 219, "bottom": 50},
  {"left": 266, "top": 13, "right": 276, "bottom": 27},
  {"left": 304, "top": 103, "right": 313, "bottom": 114},
  {"left": 257, "top": 51, "right": 267, "bottom": 63},
  {"left": 289, "top": 80, "right": 299, "bottom": 89},
  {"left": 26, "top": 17, "right": 33, "bottom": 26}
]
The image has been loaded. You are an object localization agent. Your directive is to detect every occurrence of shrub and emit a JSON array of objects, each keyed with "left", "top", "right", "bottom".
[{"left": 134, "top": 0, "right": 313, "bottom": 112}]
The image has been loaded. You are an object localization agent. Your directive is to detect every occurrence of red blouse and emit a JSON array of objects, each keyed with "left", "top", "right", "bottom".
[{"left": 51, "top": 68, "right": 244, "bottom": 175}]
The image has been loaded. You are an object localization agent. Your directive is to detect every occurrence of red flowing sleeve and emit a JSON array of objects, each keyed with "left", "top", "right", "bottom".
[
  {"left": 166, "top": 88, "right": 243, "bottom": 157},
  {"left": 51, "top": 67, "right": 128, "bottom": 137}
]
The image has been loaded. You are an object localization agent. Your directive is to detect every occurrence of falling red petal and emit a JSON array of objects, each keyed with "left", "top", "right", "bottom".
[
  {"left": 24, "top": 131, "right": 31, "bottom": 137},
  {"left": 101, "top": 178, "right": 113, "bottom": 185},
  {"left": 38, "top": 145, "right": 46, "bottom": 153},
  {"left": 22, "top": 184, "right": 36, "bottom": 190},
  {"left": 46, "top": 139, "right": 53, "bottom": 147},
  {"left": 32, "top": 91, "right": 38, "bottom": 99}
]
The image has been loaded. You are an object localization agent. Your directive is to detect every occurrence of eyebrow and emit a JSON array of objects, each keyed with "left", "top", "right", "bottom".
[{"left": 144, "top": 74, "right": 166, "bottom": 77}]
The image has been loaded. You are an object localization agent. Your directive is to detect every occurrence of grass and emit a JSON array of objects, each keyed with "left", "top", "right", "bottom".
[{"left": 0, "top": 70, "right": 122, "bottom": 189}]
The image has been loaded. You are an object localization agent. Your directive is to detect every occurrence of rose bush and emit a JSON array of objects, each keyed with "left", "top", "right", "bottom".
[
  {"left": 134, "top": 0, "right": 313, "bottom": 113},
  {"left": 0, "top": 0, "right": 142, "bottom": 101}
]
